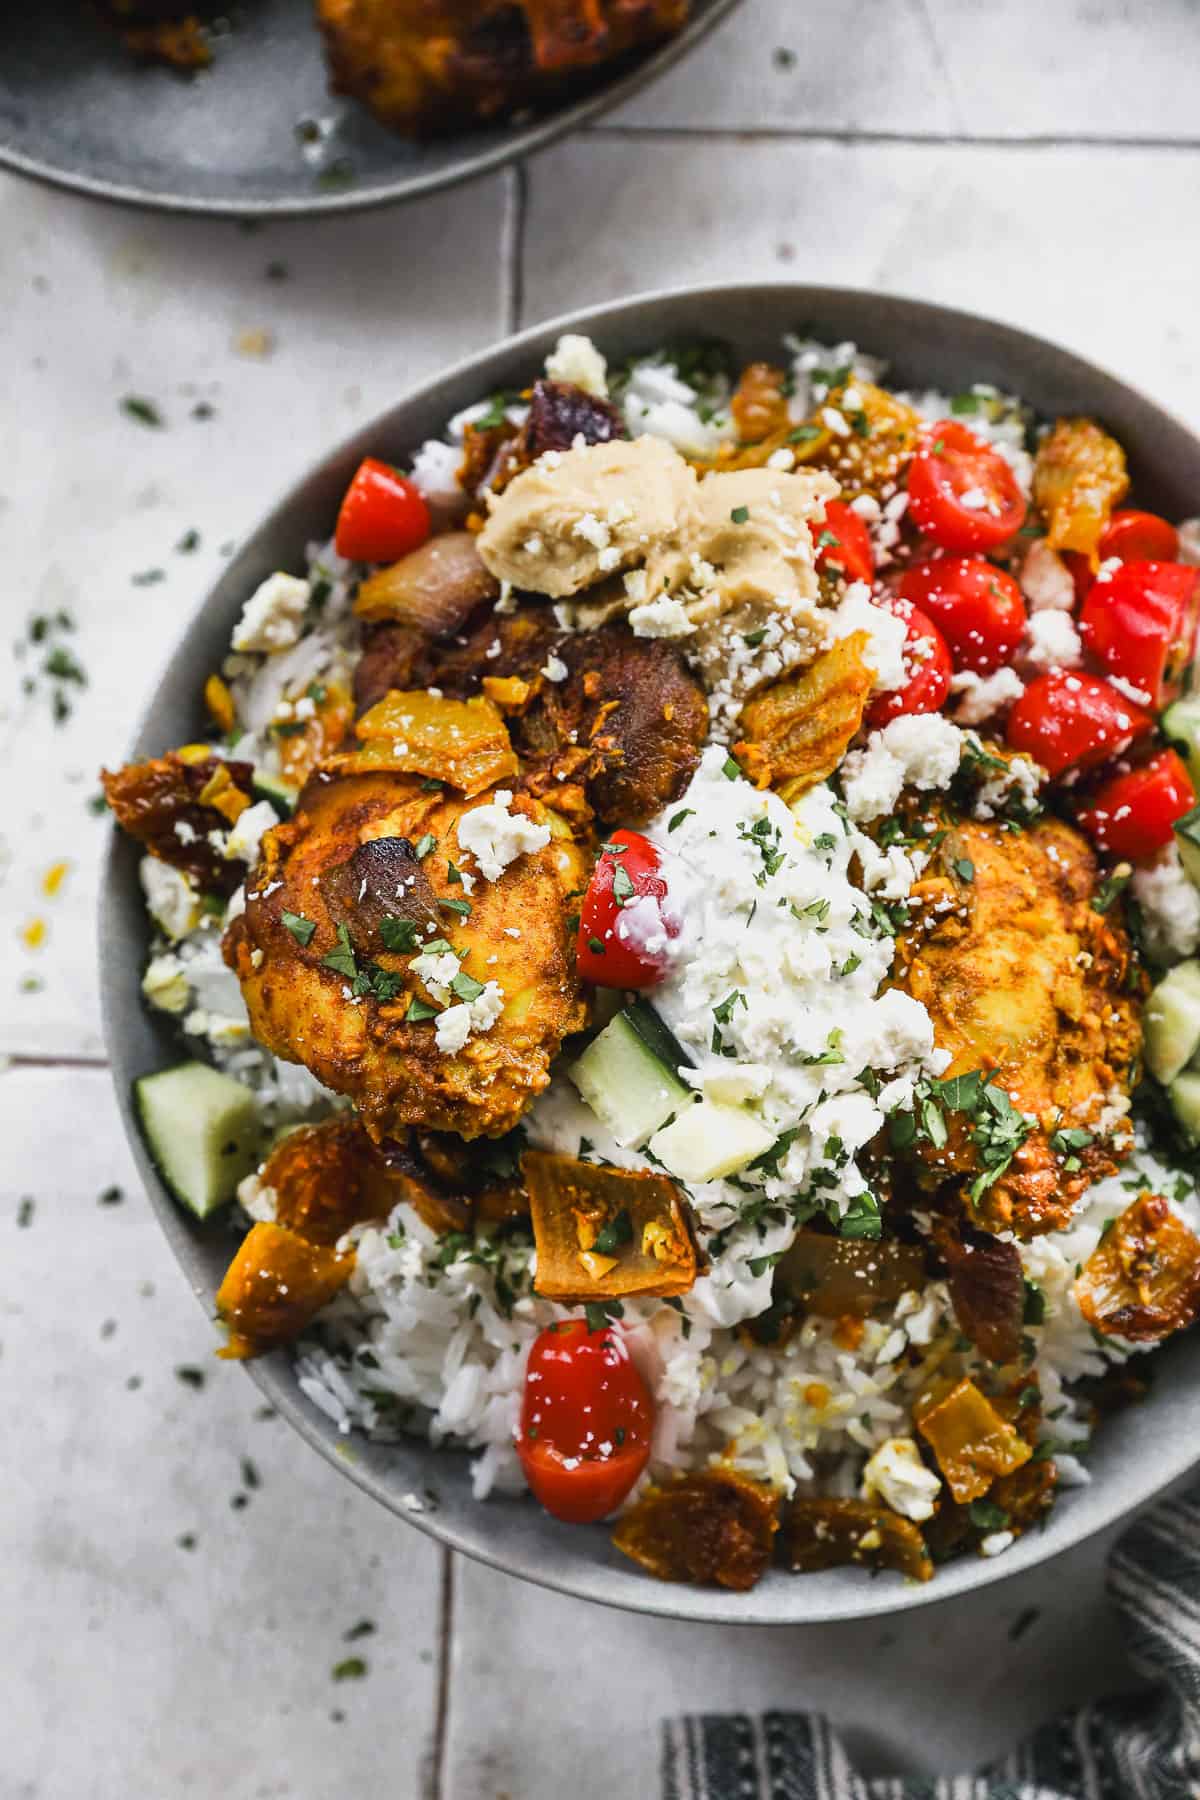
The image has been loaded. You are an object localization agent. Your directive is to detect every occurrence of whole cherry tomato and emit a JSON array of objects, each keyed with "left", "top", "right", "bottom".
[
  {"left": 906, "top": 420, "right": 1028, "bottom": 552},
  {"left": 1098, "top": 509, "right": 1180, "bottom": 565},
  {"left": 516, "top": 1320, "right": 654, "bottom": 1524},
  {"left": 1006, "top": 670, "right": 1153, "bottom": 778},
  {"left": 898, "top": 556, "right": 1027, "bottom": 675},
  {"left": 1079, "top": 561, "right": 1200, "bottom": 708},
  {"left": 1061, "top": 550, "right": 1094, "bottom": 607},
  {"left": 865, "top": 597, "right": 953, "bottom": 728},
  {"left": 335, "top": 457, "right": 431, "bottom": 563},
  {"left": 815, "top": 500, "right": 874, "bottom": 586},
  {"left": 1076, "top": 748, "right": 1196, "bottom": 860},
  {"left": 577, "top": 829, "right": 676, "bottom": 989}
]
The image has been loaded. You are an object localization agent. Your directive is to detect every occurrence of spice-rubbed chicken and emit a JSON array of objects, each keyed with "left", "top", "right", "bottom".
[
  {"left": 224, "top": 769, "right": 590, "bottom": 1141},
  {"left": 889, "top": 812, "right": 1142, "bottom": 1239},
  {"left": 317, "top": 0, "right": 691, "bottom": 134}
]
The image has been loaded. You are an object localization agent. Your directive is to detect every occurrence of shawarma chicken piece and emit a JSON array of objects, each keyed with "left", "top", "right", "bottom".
[
  {"left": 317, "top": 0, "right": 690, "bottom": 135},
  {"left": 889, "top": 813, "right": 1142, "bottom": 1238},
  {"left": 223, "top": 770, "right": 589, "bottom": 1141}
]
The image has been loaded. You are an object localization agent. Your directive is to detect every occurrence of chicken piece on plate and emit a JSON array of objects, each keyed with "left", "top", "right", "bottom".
[
  {"left": 354, "top": 609, "right": 707, "bottom": 827},
  {"left": 889, "top": 813, "right": 1142, "bottom": 1237},
  {"left": 318, "top": 0, "right": 690, "bottom": 135},
  {"left": 224, "top": 770, "right": 589, "bottom": 1141}
]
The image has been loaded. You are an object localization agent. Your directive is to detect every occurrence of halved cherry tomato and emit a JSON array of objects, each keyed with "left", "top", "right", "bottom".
[
  {"left": 335, "top": 457, "right": 431, "bottom": 564},
  {"left": 1076, "top": 748, "right": 1196, "bottom": 860},
  {"left": 577, "top": 828, "right": 676, "bottom": 989},
  {"left": 898, "top": 556, "right": 1027, "bottom": 676},
  {"left": 816, "top": 500, "right": 874, "bottom": 586},
  {"left": 1079, "top": 561, "right": 1200, "bottom": 709},
  {"left": 1005, "top": 670, "right": 1153, "bottom": 778},
  {"left": 906, "top": 420, "right": 1028, "bottom": 552},
  {"left": 865, "top": 597, "right": 953, "bottom": 728},
  {"left": 516, "top": 1320, "right": 654, "bottom": 1524},
  {"left": 1098, "top": 509, "right": 1179, "bottom": 565}
]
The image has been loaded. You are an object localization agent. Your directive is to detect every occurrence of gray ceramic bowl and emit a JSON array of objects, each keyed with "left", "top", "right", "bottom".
[
  {"left": 101, "top": 284, "right": 1200, "bottom": 1624},
  {"left": 0, "top": 0, "right": 736, "bottom": 217}
]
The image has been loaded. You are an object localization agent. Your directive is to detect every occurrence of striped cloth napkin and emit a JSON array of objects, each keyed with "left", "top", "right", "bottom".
[{"left": 662, "top": 1487, "right": 1200, "bottom": 1800}]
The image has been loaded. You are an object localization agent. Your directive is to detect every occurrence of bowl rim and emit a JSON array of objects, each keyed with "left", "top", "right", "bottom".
[
  {"left": 0, "top": 0, "right": 740, "bottom": 219},
  {"left": 100, "top": 280, "right": 1200, "bottom": 1625}
]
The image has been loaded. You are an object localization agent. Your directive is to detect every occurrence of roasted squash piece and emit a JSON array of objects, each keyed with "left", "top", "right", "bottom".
[
  {"left": 336, "top": 690, "right": 519, "bottom": 795},
  {"left": 730, "top": 362, "right": 791, "bottom": 443},
  {"left": 523, "top": 1150, "right": 702, "bottom": 1301},
  {"left": 276, "top": 681, "right": 356, "bottom": 790},
  {"left": 915, "top": 1377, "right": 1032, "bottom": 1504},
  {"left": 735, "top": 632, "right": 873, "bottom": 802},
  {"left": 259, "top": 1114, "right": 398, "bottom": 1247},
  {"left": 354, "top": 531, "right": 498, "bottom": 629},
  {"left": 216, "top": 1221, "right": 354, "bottom": 1359},
  {"left": 781, "top": 1497, "right": 933, "bottom": 1582},
  {"left": 1074, "top": 1193, "right": 1200, "bottom": 1343},
  {"left": 101, "top": 748, "right": 255, "bottom": 894},
  {"left": 801, "top": 381, "right": 923, "bottom": 498},
  {"left": 932, "top": 1218, "right": 1025, "bottom": 1365},
  {"left": 1032, "top": 417, "right": 1129, "bottom": 561},
  {"left": 775, "top": 1229, "right": 926, "bottom": 1320},
  {"left": 612, "top": 1469, "right": 779, "bottom": 1591}
]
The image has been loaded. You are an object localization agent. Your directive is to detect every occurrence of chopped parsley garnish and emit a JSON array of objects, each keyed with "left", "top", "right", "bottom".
[
  {"left": 839, "top": 1193, "right": 882, "bottom": 1240},
  {"left": 813, "top": 832, "right": 838, "bottom": 852},
  {"left": 593, "top": 1210, "right": 633, "bottom": 1256},
  {"left": 131, "top": 567, "right": 165, "bottom": 587},
  {"left": 1050, "top": 1126, "right": 1094, "bottom": 1156},
  {"left": 445, "top": 859, "right": 464, "bottom": 884},
  {"left": 816, "top": 529, "right": 841, "bottom": 549},
  {"left": 712, "top": 990, "right": 747, "bottom": 1026},
  {"left": 953, "top": 857, "right": 975, "bottom": 883},
  {"left": 121, "top": 394, "right": 163, "bottom": 428},
  {"left": 611, "top": 863, "right": 635, "bottom": 906},
  {"left": 406, "top": 996, "right": 439, "bottom": 1022},
  {"left": 668, "top": 809, "right": 694, "bottom": 831},
  {"left": 379, "top": 916, "right": 420, "bottom": 952},
  {"left": 343, "top": 1620, "right": 376, "bottom": 1643},
  {"left": 950, "top": 392, "right": 981, "bottom": 415},
  {"left": 1093, "top": 867, "right": 1132, "bottom": 914},
  {"left": 320, "top": 923, "right": 358, "bottom": 979},
  {"left": 584, "top": 1298, "right": 625, "bottom": 1333},
  {"left": 721, "top": 754, "right": 742, "bottom": 781},
  {"left": 730, "top": 505, "right": 750, "bottom": 525},
  {"left": 738, "top": 814, "right": 786, "bottom": 882},
  {"left": 968, "top": 1499, "right": 1010, "bottom": 1531},
  {"left": 743, "top": 627, "right": 768, "bottom": 647},
  {"left": 281, "top": 911, "right": 316, "bottom": 946},
  {"left": 838, "top": 953, "right": 861, "bottom": 977},
  {"left": 587, "top": 936, "right": 605, "bottom": 955},
  {"left": 450, "top": 969, "right": 485, "bottom": 1003},
  {"left": 438, "top": 897, "right": 472, "bottom": 918},
  {"left": 413, "top": 833, "right": 436, "bottom": 860},
  {"left": 331, "top": 1658, "right": 368, "bottom": 1682},
  {"left": 176, "top": 528, "right": 201, "bottom": 553},
  {"left": 788, "top": 424, "right": 822, "bottom": 444},
  {"left": 1023, "top": 1280, "right": 1047, "bottom": 1326}
]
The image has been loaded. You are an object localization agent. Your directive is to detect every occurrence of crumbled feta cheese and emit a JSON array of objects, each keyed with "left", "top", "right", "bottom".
[
  {"left": 224, "top": 799, "right": 279, "bottom": 865},
  {"left": 544, "top": 333, "right": 608, "bottom": 398},
  {"left": 974, "top": 750, "right": 1044, "bottom": 819},
  {"left": 139, "top": 856, "right": 201, "bottom": 941},
  {"left": 628, "top": 595, "right": 696, "bottom": 639},
  {"left": 825, "top": 581, "right": 907, "bottom": 690},
  {"left": 409, "top": 950, "right": 462, "bottom": 1002},
  {"left": 409, "top": 438, "right": 463, "bottom": 501},
  {"left": 1020, "top": 539, "right": 1075, "bottom": 612},
  {"left": 841, "top": 715, "right": 963, "bottom": 821},
  {"left": 434, "top": 1003, "right": 473, "bottom": 1055},
  {"left": 141, "top": 953, "right": 190, "bottom": 1014},
  {"left": 950, "top": 665, "right": 1025, "bottom": 725},
  {"left": 541, "top": 653, "right": 568, "bottom": 683},
  {"left": 231, "top": 572, "right": 310, "bottom": 654},
  {"left": 766, "top": 446, "right": 795, "bottom": 471},
  {"left": 981, "top": 1531, "right": 1015, "bottom": 1558},
  {"left": 572, "top": 511, "right": 611, "bottom": 551},
  {"left": 1133, "top": 845, "right": 1200, "bottom": 962},
  {"left": 861, "top": 1438, "right": 942, "bottom": 1522},
  {"left": 456, "top": 790, "right": 551, "bottom": 881},
  {"left": 1020, "top": 609, "right": 1083, "bottom": 673}
]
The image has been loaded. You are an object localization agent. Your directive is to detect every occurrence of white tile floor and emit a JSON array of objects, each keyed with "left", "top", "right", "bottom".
[{"left": 4, "top": 2, "right": 1200, "bottom": 1793}]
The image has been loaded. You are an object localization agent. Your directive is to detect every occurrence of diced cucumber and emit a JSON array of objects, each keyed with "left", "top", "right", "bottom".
[
  {"left": 623, "top": 997, "right": 695, "bottom": 1073},
  {"left": 649, "top": 1098, "right": 775, "bottom": 1183},
  {"left": 1174, "top": 802, "right": 1200, "bottom": 890},
  {"left": 569, "top": 1011, "right": 689, "bottom": 1148},
  {"left": 1169, "top": 1069, "right": 1200, "bottom": 1146},
  {"left": 1162, "top": 697, "right": 1200, "bottom": 790},
  {"left": 252, "top": 769, "right": 299, "bottom": 817},
  {"left": 134, "top": 1061, "right": 262, "bottom": 1218},
  {"left": 1144, "top": 959, "right": 1200, "bottom": 1084}
]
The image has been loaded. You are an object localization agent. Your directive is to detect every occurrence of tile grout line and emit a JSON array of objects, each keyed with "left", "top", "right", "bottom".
[
  {"left": 585, "top": 123, "right": 1200, "bottom": 151},
  {"left": 427, "top": 1546, "right": 456, "bottom": 1800}
]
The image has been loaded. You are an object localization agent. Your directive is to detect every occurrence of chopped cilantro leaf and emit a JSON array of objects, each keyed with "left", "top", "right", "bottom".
[
  {"left": 450, "top": 969, "right": 485, "bottom": 1002},
  {"left": 320, "top": 922, "right": 357, "bottom": 979},
  {"left": 379, "top": 917, "right": 420, "bottom": 952},
  {"left": 281, "top": 911, "right": 316, "bottom": 947}
]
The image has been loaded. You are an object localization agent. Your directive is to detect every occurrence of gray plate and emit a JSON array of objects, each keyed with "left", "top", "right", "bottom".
[
  {"left": 0, "top": 0, "right": 736, "bottom": 217},
  {"left": 100, "top": 284, "right": 1200, "bottom": 1623}
]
